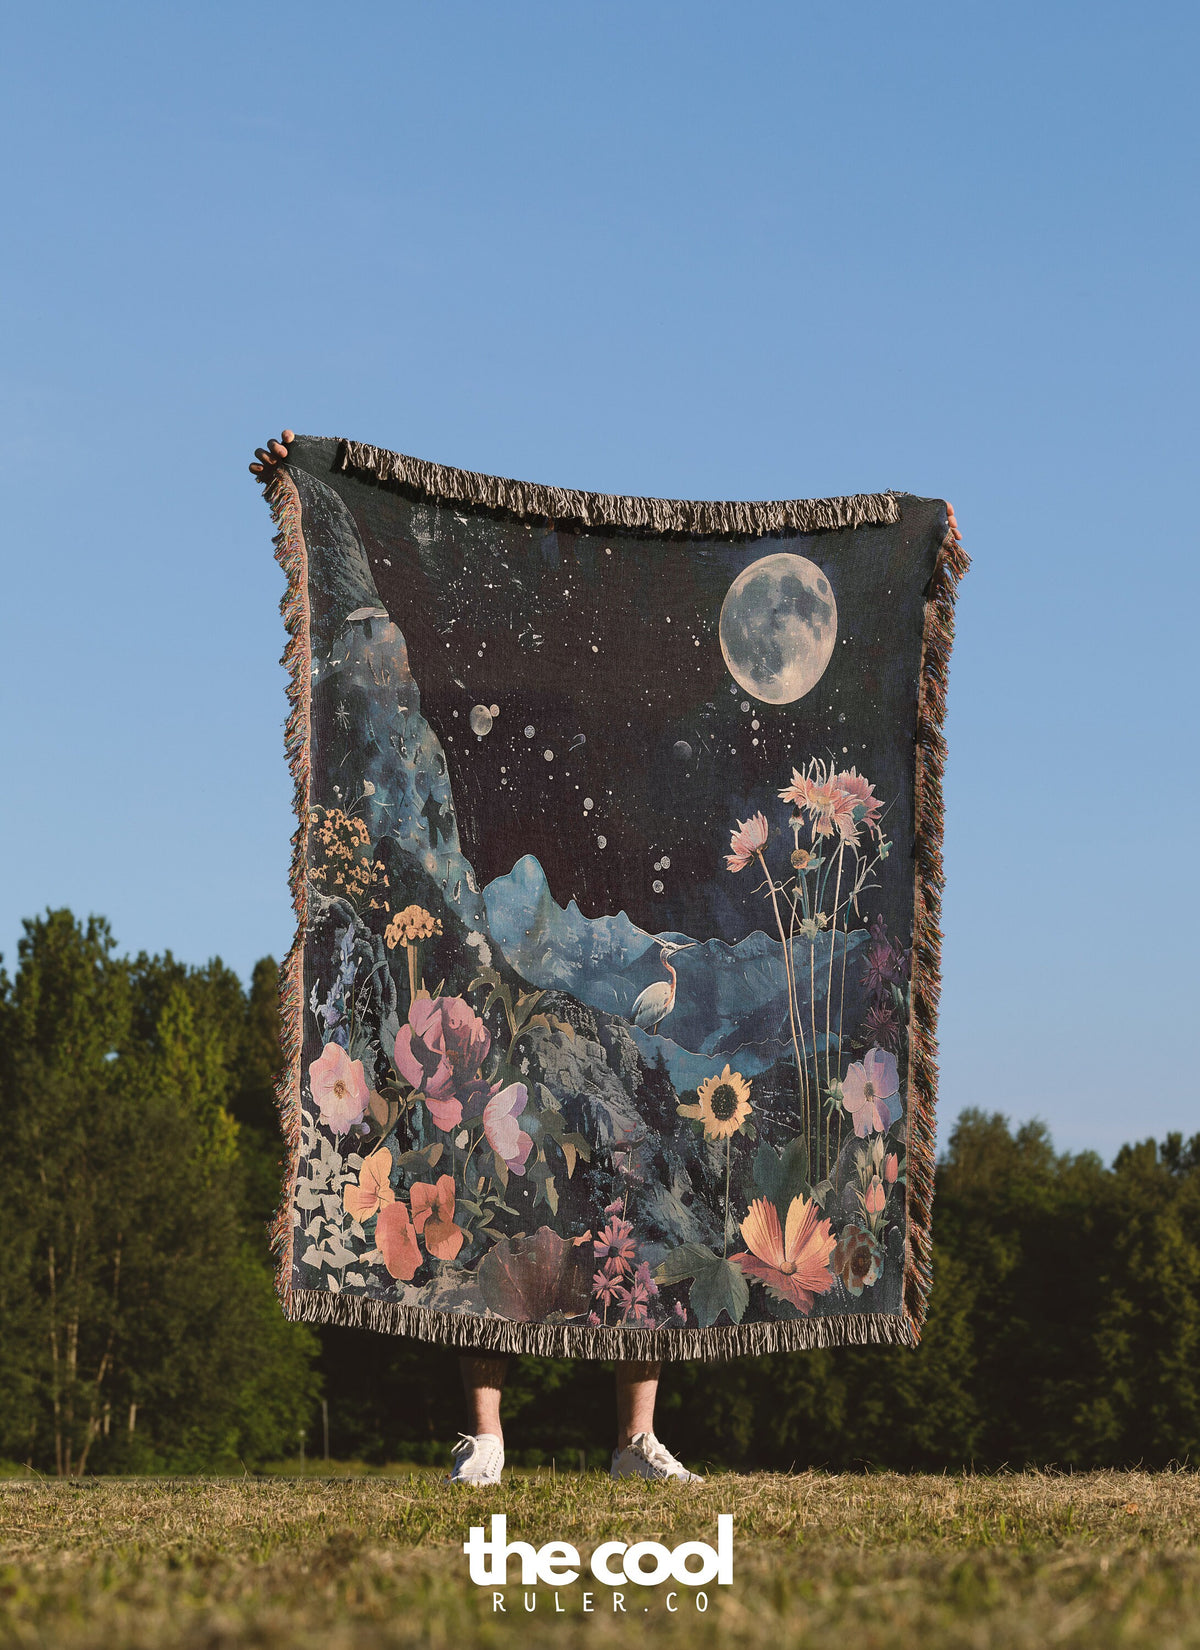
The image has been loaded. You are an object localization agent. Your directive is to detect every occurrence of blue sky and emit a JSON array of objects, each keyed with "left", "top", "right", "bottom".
[{"left": 2, "top": 2, "right": 1196, "bottom": 1157}]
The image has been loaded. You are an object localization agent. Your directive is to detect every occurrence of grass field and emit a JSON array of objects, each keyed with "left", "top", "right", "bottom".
[{"left": 2, "top": 1469, "right": 1200, "bottom": 1648}]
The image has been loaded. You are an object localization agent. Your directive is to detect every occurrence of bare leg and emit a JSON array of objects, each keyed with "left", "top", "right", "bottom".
[
  {"left": 460, "top": 1354, "right": 508, "bottom": 1443},
  {"left": 615, "top": 1360, "right": 661, "bottom": 1448}
]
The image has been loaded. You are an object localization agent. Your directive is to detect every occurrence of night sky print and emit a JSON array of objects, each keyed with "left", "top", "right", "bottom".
[{"left": 329, "top": 462, "right": 935, "bottom": 949}]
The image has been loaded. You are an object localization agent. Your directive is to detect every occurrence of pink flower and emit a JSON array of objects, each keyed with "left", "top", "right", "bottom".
[
  {"left": 594, "top": 1219, "right": 636, "bottom": 1265},
  {"left": 342, "top": 1145, "right": 395, "bottom": 1221},
  {"left": 634, "top": 1260, "right": 659, "bottom": 1296},
  {"left": 604, "top": 1197, "right": 624, "bottom": 1215},
  {"left": 731, "top": 1195, "right": 835, "bottom": 1313},
  {"left": 884, "top": 1152, "right": 899, "bottom": 1185},
  {"left": 780, "top": 760, "right": 857, "bottom": 840},
  {"left": 393, "top": 996, "right": 492, "bottom": 1132},
  {"left": 587, "top": 1311, "right": 602, "bottom": 1325},
  {"left": 617, "top": 1288, "right": 653, "bottom": 1323},
  {"left": 482, "top": 1082, "right": 533, "bottom": 1174},
  {"left": 837, "top": 767, "right": 883, "bottom": 840},
  {"left": 864, "top": 1175, "right": 886, "bottom": 1216},
  {"left": 842, "top": 1047, "right": 900, "bottom": 1136},
  {"left": 671, "top": 1299, "right": 687, "bottom": 1321},
  {"left": 778, "top": 768, "right": 811, "bottom": 811},
  {"left": 308, "top": 1041, "right": 370, "bottom": 1135},
  {"left": 807, "top": 777, "right": 855, "bottom": 839},
  {"left": 410, "top": 1174, "right": 465, "bottom": 1260},
  {"left": 593, "top": 1268, "right": 624, "bottom": 1305},
  {"left": 725, "top": 812, "right": 769, "bottom": 873},
  {"left": 376, "top": 1200, "right": 422, "bottom": 1281}
]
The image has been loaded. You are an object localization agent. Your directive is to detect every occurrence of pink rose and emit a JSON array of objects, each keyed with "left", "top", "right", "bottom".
[
  {"left": 308, "top": 1040, "right": 370, "bottom": 1135},
  {"left": 483, "top": 1082, "right": 533, "bottom": 1174},
  {"left": 842, "top": 1047, "right": 900, "bottom": 1137},
  {"left": 393, "top": 995, "right": 492, "bottom": 1132}
]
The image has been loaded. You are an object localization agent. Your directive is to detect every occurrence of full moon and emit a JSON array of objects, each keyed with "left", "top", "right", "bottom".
[{"left": 718, "top": 552, "right": 838, "bottom": 705}]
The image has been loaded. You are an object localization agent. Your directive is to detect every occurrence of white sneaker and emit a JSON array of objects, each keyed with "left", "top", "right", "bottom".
[
  {"left": 610, "top": 1431, "right": 704, "bottom": 1483},
  {"left": 446, "top": 1432, "right": 505, "bottom": 1485}
]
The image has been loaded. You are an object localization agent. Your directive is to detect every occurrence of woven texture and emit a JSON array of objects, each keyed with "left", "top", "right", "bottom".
[{"left": 265, "top": 437, "right": 967, "bottom": 1359}]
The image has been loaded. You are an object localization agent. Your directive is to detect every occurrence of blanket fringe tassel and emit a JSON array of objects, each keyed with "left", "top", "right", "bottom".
[
  {"left": 286, "top": 1286, "right": 918, "bottom": 1360},
  {"left": 903, "top": 519, "right": 971, "bottom": 1339},
  {"left": 336, "top": 438, "right": 902, "bottom": 538},
  {"left": 265, "top": 467, "right": 311, "bottom": 1319}
]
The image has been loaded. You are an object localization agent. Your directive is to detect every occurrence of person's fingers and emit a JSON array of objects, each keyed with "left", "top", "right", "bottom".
[
  {"left": 268, "top": 439, "right": 288, "bottom": 458},
  {"left": 249, "top": 462, "right": 265, "bottom": 476},
  {"left": 281, "top": 429, "right": 295, "bottom": 444},
  {"left": 254, "top": 447, "right": 278, "bottom": 466}
]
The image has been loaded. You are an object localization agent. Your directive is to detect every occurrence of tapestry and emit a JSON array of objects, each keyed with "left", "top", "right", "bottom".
[{"left": 264, "top": 438, "right": 967, "bottom": 1358}]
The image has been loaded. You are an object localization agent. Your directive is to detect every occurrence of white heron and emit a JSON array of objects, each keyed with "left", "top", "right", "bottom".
[{"left": 630, "top": 941, "right": 696, "bottom": 1034}]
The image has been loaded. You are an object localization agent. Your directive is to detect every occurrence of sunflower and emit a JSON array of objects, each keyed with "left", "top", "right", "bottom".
[{"left": 678, "top": 1064, "right": 752, "bottom": 1140}]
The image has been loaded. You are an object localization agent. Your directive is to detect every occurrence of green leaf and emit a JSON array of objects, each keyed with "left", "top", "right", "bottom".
[
  {"left": 468, "top": 967, "right": 515, "bottom": 1030},
  {"left": 811, "top": 1178, "right": 834, "bottom": 1210},
  {"left": 512, "top": 989, "right": 546, "bottom": 1032},
  {"left": 752, "top": 1136, "right": 811, "bottom": 1218},
  {"left": 528, "top": 1161, "right": 558, "bottom": 1216},
  {"left": 689, "top": 1256, "right": 750, "bottom": 1327},
  {"left": 653, "top": 1243, "right": 719, "bottom": 1287},
  {"left": 536, "top": 1106, "right": 564, "bottom": 1140},
  {"left": 652, "top": 1246, "right": 748, "bottom": 1327}
]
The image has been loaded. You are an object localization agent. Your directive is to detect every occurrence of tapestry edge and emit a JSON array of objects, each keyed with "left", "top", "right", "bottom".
[
  {"left": 332, "top": 437, "right": 902, "bottom": 537},
  {"left": 903, "top": 513, "right": 971, "bottom": 1340},
  {"left": 283, "top": 1287, "right": 918, "bottom": 1361},
  {"left": 264, "top": 467, "right": 311, "bottom": 1323}
]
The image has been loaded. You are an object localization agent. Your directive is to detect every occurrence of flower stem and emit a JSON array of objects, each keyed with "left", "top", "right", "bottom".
[
  {"left": 825, "top": 843, "right": 844, "bottom": 1095},
  {"left": 758, "top": 850, "right": 809, "bottom": 1138},
  {"left": 808, "top": 945, "right": 822, "bottom": 1171},
  {"left": 723, "top": 1135, "right": 731, "bottom": 1259},
  {"left": 459, "top": 1126, "right": 484, "bottom": 1182},
  {"left": 786, "top": 890, "right": 811, "bottom": 1126}
]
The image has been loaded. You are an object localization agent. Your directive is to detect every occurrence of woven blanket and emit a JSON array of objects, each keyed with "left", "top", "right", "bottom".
[{"left": 265, "top": 439, "right": 967, "bottom": 1358}]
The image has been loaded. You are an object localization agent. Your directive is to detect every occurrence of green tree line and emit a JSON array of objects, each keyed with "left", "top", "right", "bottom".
[{"left": 2, "top": 910, "right": 1197, "bottom": 1474}]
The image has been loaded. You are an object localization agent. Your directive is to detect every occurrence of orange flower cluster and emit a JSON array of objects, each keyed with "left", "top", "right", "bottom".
[
  {"left": 308, "top": 807, "right": 389, "bottom": 909},
  {"left": 385, "top": 904, "right": 443, "bottom": 950}
]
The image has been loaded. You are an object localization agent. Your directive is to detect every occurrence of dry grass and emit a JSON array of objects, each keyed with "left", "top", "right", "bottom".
[{"left": 1, "top": 1469, "right": 1199, "bottom": 1648}]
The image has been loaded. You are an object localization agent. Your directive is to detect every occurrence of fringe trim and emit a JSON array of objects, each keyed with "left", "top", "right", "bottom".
[
  {"left": 902, "top": 515, "right": 970, "bottom": 1339},
  {"left": 284, "top": 1288, "right": 918, "bottom": 1361},
  {"left": 264, "top": 467, "right": 312, "bottom": 1319},
  {"left": 334, "top": 438, "right": 902, "bottom": 538}
]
